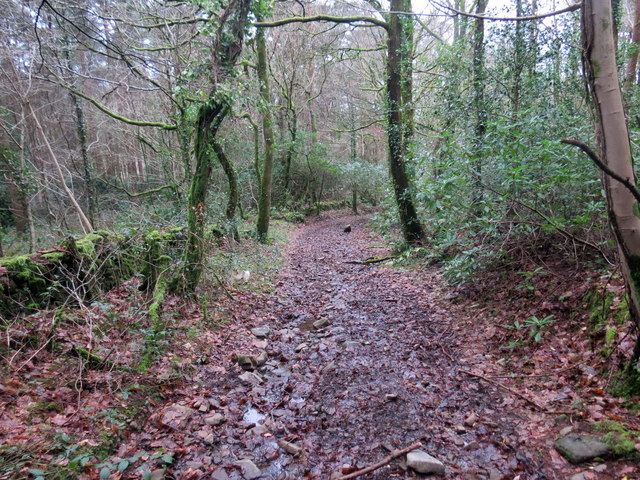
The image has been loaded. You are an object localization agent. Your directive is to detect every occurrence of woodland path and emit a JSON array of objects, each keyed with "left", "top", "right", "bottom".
[{"left": 145, "top": 214, "right": 582, "bottom": 479}]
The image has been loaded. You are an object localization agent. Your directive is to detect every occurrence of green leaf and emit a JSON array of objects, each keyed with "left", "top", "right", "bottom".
[
  {"left": 100, "top": 467, "right": 111, "bottom": 479},
  {"left": 161, "top": 454, "right": 174, "bottom": 464},
  {"left": 118, "top": 460, "right": 130, "bottom": 472},
  {"left": 29, "top": 469, "right": 46, "bottom": 476}
]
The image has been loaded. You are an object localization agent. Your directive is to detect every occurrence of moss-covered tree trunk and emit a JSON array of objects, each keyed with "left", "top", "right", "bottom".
[
  {"left": 582, "top": 0, "right": 640, "bottom": 360},
  {"left": 399, "top": 0, "right": 415, "bottom": 165},
  {"left": 184, "top": 101, "right": 228, "bottom": 291},
  {"left": 182, "top": 0, "right": 251, "bottom": 292},
  {"left": 283, "top": 114, "right": 297, "bottom": 193},
  {"left": 256, "top": 17, "right": 276, "bottom": 242},
  {"left": 70, "top": 93, "right": 96, "bottom": 227},
  {"left": 472, "top": 0, "right": 487, "bottom": 208},
  {"left": 212, "top": 139, "right": 239, "bottom": 240},
  {"left": 386, "top": 0, "right": 424, "bottom": 244}
]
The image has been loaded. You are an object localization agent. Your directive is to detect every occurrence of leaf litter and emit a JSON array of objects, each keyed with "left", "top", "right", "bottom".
[{"left": 1, "top": 212, "right": 639, "bottom": 479}]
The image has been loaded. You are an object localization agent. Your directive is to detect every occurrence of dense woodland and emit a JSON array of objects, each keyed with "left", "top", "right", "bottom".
[{"left": 3, "top": 0, "right": 640, "bottom": 478}]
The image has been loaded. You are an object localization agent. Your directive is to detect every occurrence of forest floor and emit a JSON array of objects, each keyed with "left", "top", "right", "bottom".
[{"left": 2, "top": 212, "right": 640, "bottom": 479}]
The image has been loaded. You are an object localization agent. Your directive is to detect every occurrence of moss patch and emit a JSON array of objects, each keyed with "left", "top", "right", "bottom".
[
  {"left": 592, "top": 420, "right": 640, "bottom": 457},
  {"left": 75, "top": 233, "right": 104, "bottom": 256},
  {"left": 0, "top": 228, "right": 188, "bottom": 319}
]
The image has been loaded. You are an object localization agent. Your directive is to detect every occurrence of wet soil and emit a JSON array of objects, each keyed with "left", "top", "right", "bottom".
[
  {"left": 3, "top": 213, "right": 639, "bottom": 479},
  {"left": 249, "top": 214, "right": 534, "bottom": 479},
  {"left": 132, "top": 213, "right": 634, "bottom": 479}
]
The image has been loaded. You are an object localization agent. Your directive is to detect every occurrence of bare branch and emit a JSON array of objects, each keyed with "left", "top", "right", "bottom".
[
  {"left": 56, "top": 82, "right": 177, "bottom": 130},
  {"left": 98, "top": 178, "right": 177, "bottom": 197},
  {"left": 561, "top": 138, "right": 640, "bottom": 205},
  {"left": 432, "top": 0, "right": 581, "bottom": 21},
  {"left": 255, "top": 15, "right": 388, "bottom": 30}
]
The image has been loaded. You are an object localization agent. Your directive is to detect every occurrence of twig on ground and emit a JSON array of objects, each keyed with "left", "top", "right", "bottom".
[
  {"left": 345, "top": 256, "right": 396, "bottom": 265},
  {"left": 459, "top": 369, "right": 572, "bottom": 414},
  {"left": 14, "top": 336, "right": 53, "bottom": 373},
  {"left": 440, "top": 344, "right": 456, "bottom": 362},
  {"left": 213, "top": 272, "right": 235, "bottom": 300},
  {"left": 337, "top": 441, "right": 423, "bottom": 480},
  {"left": 488, "top": 361, "right": 587, "bottom": 378}
]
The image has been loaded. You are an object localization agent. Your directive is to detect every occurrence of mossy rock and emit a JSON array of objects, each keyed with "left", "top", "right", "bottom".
[
  {"left": 0, "top": 225, "right": 210, "bottom": 319},
  {"left": 554, "top": 434, "right": 610, "bottom": 463},
  {"left": 75, "top": 233, "right": 105, "bottom": 255},
  {"left": 41, "top": 251, "right": 66, "bottom": 263},
  {"left": 0, "top": 254, "right": 50, "bottom": 299}
]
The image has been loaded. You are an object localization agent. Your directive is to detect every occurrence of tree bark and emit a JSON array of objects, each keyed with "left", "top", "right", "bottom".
[
  {"left": 581, "top": 0, "right": 640, "bottom": 357},
  {"left": 399, "top": 0, "right": 415, "bottom": 165},
  {"left": 625, "top": 0, "right": 640, "bottom": 92},
  {"left": 19, "top": 110, "right": 36, "bottom": 253},
  {"left": 512, "top": 0, "right": 525, "bottom": 123},
  {"left": 70, "top": 92, "right": 96, "bottom": 227},
  {"left": 256, "top": 16, "right": 276, "bottom": 242},
  {"left": 211, "top": 139, "right": 239, "bottom": 241},
  {"left": 386, "top": 0, "right": 424, "bottom": 244},
  {"left": 184, "top": 101, "right": 228, "bottom": 291},
  {"left": 182, "top": 0, "right": 251, "bottom": 292},
  {"left": 283, "top": 113, "right": 297, "bottom": 193},
  {"left": 472, "top": 0, "right": 488, "bottom": 208}
]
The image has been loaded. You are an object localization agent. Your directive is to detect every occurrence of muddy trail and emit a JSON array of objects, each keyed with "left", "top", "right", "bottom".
[{"left": 136, "top": 214, "right": 580, "bottom": 479}]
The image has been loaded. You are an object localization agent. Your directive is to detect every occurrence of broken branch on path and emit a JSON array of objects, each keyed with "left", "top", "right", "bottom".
[
  {"left": 213, "top": 272, "right": 235, "bottom": 300},
  {"left": 459, "top": 369, "right": 572, "bottom": 414},
  {"left": 337, "top": 442, "right": 423, "bottom": 480},
  {"left": 345, "top": 256, "right": 396, "bottom": 265},
  {"left": 487, "top": 360, "right": 589, "bottom": 378}
]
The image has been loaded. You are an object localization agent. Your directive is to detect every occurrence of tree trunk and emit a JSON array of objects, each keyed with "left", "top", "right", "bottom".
[
  {"left": 2, "top": 146, "right": 26, "bottom": 234},
  {"left": 62, "top": 38, "right": 96, "bottom": 228},
  {"left": 26, "top": 101, "right": 93, "bottom": 233},
  {"left": 399, "top": 0, "right": 415, "bottom": 166},
  {"left": 178, "top": 109, "right": 192, "bottom": 183},
  {"left": 582, "top": 0, "right": 640, "bottom": 358},
  {"left": 472, "top": 0, "right": 488, "bottom": 208},
  {"left": 512, "top": 0, "right": 525, "bottom": 124},
  {"left": 70, "top": 93, "right": 96, "bottom": 227},
  {"left": 349, "top": 101, "right": 357, "bottom": 163},
  {"left": 18, "top": 110, "right": 36, "bottom": 253},
  {"left": 625, "top": 0, "right": 640, "bottom": 92},
  {"left": 212, "top": 139, "right": 239, "bottom": 241},
  {"left": 256, "top": 17, "right": 276, "bottom": 242},
  {"left": 387, "top": 0, "right": 424, "bottom": 244},
  {"left": 352, "top": 187, "right": 358, "bottom": 215},
  {"left": 283, "top": 113, "right": 297, "bottom": 193},
  {"left": 184, "top": 101, "right": 227, "bottom": 291},
  {"left": 182, "top": 0, "right": 251, "bottom": 292}
]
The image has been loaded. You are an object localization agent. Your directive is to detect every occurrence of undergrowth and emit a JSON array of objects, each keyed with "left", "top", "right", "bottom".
[{"left": 0, "top": 218, "right": 295, "bottom": 479}]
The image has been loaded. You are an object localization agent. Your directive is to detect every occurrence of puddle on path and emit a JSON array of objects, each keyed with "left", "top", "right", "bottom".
[{"left": 243, "top": 405, "right": 266, "bottom": 425}]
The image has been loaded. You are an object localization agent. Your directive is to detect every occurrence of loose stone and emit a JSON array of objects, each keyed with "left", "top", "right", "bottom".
[
  {"left": 406, "top": 450, "right": 445, "bottom": 475},
  {"left": 239, "top": 372, "right": 264, "bottom": 385},
  {"left": 251, "top": 326, "right": 270, "bottom": 338},
  {"left": 555, "top": 435, "right": 610, "bottom": 464},
  {"left": 235, "top": 459, "right": 262, "bottom": 479},
  {"left": 278, "top": 439, "right": 304, "bottom": 456},
  {"left": 205, "top": 413, "right": 226, "bottom": 426}
]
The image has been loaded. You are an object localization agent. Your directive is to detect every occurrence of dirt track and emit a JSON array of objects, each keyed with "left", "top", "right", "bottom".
[
  {"left": 120, "top": 211, "right": 640, "bottom": 480},
  {"left": 160, "top": 213, "right": 561, "bottom": 480}
]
